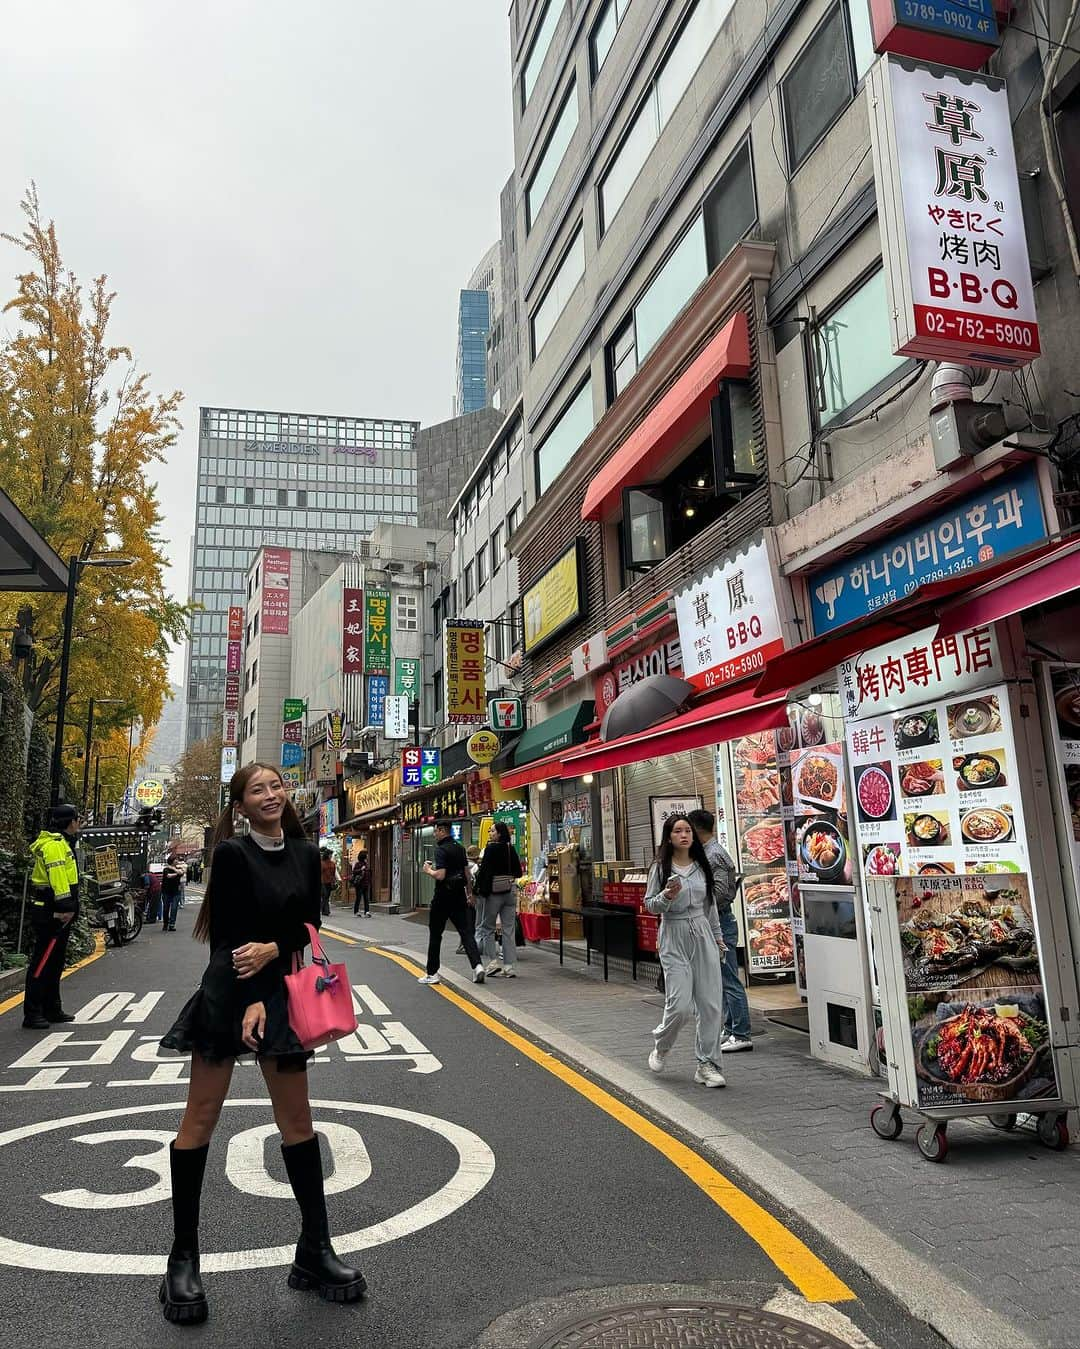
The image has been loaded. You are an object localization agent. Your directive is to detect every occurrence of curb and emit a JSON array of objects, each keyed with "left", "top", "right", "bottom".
[
  {"left": 331, "top": 925, "right": 1036, "bottom": 1349},
  {"left": 0, "top": 931, "right": 107, "bottom": 1018}
]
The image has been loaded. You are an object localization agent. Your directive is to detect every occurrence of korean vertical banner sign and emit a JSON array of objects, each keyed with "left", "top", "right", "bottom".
[
  {"left": 444, "top": 621, "right": 487, "bottom": 724},
  {"left": 342, "top": 588, "right": 364, "bottom": 674},
  {"left": 395, "top": 657, "right": 422, "bottom": 702},
  {"left": 261, "top": 547, "right": 292, "bottom": 634},
  {"left": 365, "top": 589, "right": 391, "bottom": 675},
  {"left": 867, "top": 54, "right": 1039, "bottom": 367}
]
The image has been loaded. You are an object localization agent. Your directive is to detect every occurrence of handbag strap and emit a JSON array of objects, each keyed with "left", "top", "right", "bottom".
[{"left": 292, "top": 921, "right": 329, "bottom": 974}]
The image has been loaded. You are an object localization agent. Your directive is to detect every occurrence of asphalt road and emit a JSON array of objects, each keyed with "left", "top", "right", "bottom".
[{"left": 0, "top": 900, "right": 947, "bottom": 1349}]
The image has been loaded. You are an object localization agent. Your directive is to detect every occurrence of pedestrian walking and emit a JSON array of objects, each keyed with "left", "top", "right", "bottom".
[
  {"left": 158, "top": 763, "right": 365, "bottom": 1325},
  {"left": 689, "top": 808, "right": 752, "bottom": 1053},
  {"left": 457, "top": 845, "right": 481, "bottom": 953},
  {"left": 350, "top": 853, "right": 370, "bottom": 917},
  {"left": 474, "top": 822, "right": 523, "bottom": 978},
  {"left": 419, "top": 821, "right": 485, "bottom": 986},
  {"left": 319, "top": 848, "right": 336, "bottom": 916},
  {"left": 22, "top": 803, "right": 81, "bottom": 1030},
  {"left": 644, "top": 814, "right": 728, "bottom": 1088},
  {"left": 161, "top": 859, "right": 184, "bottom": 932}
]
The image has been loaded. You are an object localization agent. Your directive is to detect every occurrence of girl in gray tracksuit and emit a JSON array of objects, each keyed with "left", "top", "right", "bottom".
[{"left": 644, "top": 814, "right": 728, "bottom": 1087}]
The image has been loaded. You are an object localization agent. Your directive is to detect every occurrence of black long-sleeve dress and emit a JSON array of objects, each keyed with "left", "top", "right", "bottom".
[{"left": 161, "top": 834, "right": 322, "bottom": 1070}]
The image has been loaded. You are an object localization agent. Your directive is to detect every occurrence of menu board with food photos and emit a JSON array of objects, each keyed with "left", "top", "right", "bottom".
[
  {"left": 1041, "top": 664, "right": 1080, "bottom": 895},
  {"left": 846, "top": 682, "right": 1029, "bottom": 881},
  {"left": 730, "top": 730, "right": 794, "bottom": 976}
]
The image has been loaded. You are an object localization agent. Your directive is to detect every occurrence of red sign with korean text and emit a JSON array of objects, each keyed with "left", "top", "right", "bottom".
[
  {"left": 594, "top": 636, "right": 683, "bottom": 718},
  {"left": 226, "top": 640, "right": 242, "bottom": 675},
  {"left": 261, "top": 547, "right": 292, "bottom": 635},
  {"left": 342, "top": 587, "right": 364, "bottom": 674},
  {"left": 228, "top": 605, "right": 244, "bottom": 643}
]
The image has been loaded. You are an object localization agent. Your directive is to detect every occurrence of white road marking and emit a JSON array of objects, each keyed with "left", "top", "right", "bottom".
[
  {"left": 43, "top": 1131, "right": 174, "bottom": 1209},
  {"left": 225, "top": 1122, "right": 371, "bottom": 1198}
]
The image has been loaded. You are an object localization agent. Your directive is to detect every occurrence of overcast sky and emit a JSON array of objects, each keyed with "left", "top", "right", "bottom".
[{"left": 0, "top": 1, "right": 513, "bottom": 685}]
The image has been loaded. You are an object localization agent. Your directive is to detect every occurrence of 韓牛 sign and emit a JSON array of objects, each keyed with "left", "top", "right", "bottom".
[
  {"left": 868, "top": 54, "right": 1040, "bottom": 367},
  {"left": 674, "top": 531, "right": 787, "bottom": 693}
]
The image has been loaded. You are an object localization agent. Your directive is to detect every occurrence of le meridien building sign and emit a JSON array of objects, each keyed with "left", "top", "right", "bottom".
[{"left": 244, "top": 441, "right": 379, "bottom": 461}]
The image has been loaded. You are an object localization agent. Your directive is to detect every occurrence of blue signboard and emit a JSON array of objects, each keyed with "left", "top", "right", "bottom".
[
  {"left": 808, "top": 464, "right": 1046, "bottom": 634},
  {"left": 893, "top": 0, "right": 997, "bottom": 43},
  {"left": 367, "top": 674, "right": 389, "bottom": 729},
  {"left": 421, "top": 747, "right": 441, "bottom": 786},
  {"left": 281, "top": 742, "right": 304, "bottom": 768}
]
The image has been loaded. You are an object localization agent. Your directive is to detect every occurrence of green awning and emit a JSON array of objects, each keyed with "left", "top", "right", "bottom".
[{"left": 514, "top": 700, "right": 594, "bottom": 767}]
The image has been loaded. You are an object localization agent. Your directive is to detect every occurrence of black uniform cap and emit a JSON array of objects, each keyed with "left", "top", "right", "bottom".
[{"left": 50, "top": 803, "right": 80, "bottom": 829}]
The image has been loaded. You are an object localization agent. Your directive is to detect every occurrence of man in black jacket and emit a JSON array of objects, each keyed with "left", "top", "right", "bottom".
[{"left": 420, "top": 822, "right": 485, "bottom": 986}]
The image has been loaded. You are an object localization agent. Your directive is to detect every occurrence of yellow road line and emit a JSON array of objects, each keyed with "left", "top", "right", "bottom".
[
  {"left": 369, "top": 944, "right": 854, "bottom": 1305},
  {"left": 320, "top": 925, "right": 360, "bottom": 946},
  {"left": 0, "top": 931, "right": 107, "bottom": 1019}
]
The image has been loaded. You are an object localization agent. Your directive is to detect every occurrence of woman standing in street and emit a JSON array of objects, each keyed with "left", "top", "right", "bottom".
[
  {"left": 474, "top": 822, "right": 524, "bottom": 977},
  {"left": 159, "top": 763, "right": 365, "bottom": 1326},
  {"left": 644, "top": 814, "right": 727, "bottom": 1088}
]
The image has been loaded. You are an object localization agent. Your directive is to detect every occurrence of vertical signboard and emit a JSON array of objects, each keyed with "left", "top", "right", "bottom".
[
  {"left": 394, "top": 657, "right": 422, "bottom": 701},
  {"left": 868, "top": 54, "right": 1040, "bottom": 367},
  {"left": 342, "top": 587, "right": 364, "bottom": 675},
  {"left": 402, "top": 747, "right": 422, "bottom": 789},
  {"left": 220, "top": 745, "right": 238, "bottom": 783},
  {"left": 222, "top": 709, "right": 239, "bottom": 746},
  {"left": 384, "top": 695, "right": 409, "bottom": 740},
  {"left": 365, "top": 589, "right": 391, "bottom": 675},
  {"left": 228, "top": 605, "right": 245, "bottom": 643},
  {"left": 367, "top": 675, "right": 389, "bottom": 729},
  {"left": 226, "top": 641, "right": 242, "bottom": 675},
  {"left": 261, "top": 547, "right": 292, "bottom": 634},
  {"left": 444, "top": 621, "right": 487, "bottom": 724},
  {"left": 326, "top": 711, "right": 345, "bottom": 755},
  {"left": 224, "top": 675, "right": 240, "bottom": 711}
]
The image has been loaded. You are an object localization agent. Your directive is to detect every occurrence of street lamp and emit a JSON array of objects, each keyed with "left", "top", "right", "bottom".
[
  {"left": 50, "top": 554, "right": 135, "bottom": 806},
  {"left": 92, "top": 753, "right": 121, "bottom": 824},
  {"left": 81, "top": 698, "right": 125, "bottom": 811}
]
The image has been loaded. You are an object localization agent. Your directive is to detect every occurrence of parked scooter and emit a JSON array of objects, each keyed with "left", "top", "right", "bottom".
[{"left": 97, "top": 879, "right": 143, "bottom": 946}]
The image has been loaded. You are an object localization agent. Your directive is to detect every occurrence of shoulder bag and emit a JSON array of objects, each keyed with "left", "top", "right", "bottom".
[
  {"left": 285, "top": 922, "right": 357, "bottom": 1049},
  {"left": 490, "top": 844, "right": 516, "bottom": 895}
]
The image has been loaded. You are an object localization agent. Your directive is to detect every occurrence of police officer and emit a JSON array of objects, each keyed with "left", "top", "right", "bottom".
[{"left": 23, "top": 803, "right": 81, "bottom": 1030}]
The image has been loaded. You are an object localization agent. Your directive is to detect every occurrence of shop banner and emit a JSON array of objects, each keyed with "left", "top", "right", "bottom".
[
  {"left": 488, "top": 697, "right": 523, "bottom": 731},
  {"left": 674, "top": 533, "right": 786, "bottom": 693},
  {"left": 261, "top": 547, "right": 291, "bottom": 635},
  {"left": 282, "top": 720, "right": 303, "bottom": 745},
  {"left": 283, "top": 697, "right": 305, "bottom": 723},
  {"left": 394, "top": 657, "right": 421, "bottom": 701},
  {"left": 867, "top": 55, "right": 1040, "bottom": 368},
  {"left": 839, "top": 623, "right": 1003, "bottom": 721},
  {"left": 343, "top": 588, "right": 364, "bottom": 674},
  {"left": 281, "top": 766, "right": 303, "bottom": 791},
  {"left": 364, "top": 589, "right": 391, "bottom": 675},
  {"left": 224, "top": 674, "right": 240, "bottom": 711},
  {"left": 367, "top": 675, "right": 388, "bottom": 730},
  {"left": 467, "top": 729, "right": 500, "bottom": 765},
  {"left": 94, "top": 845, "right": 121, "bottom": 885},
  {"left": 571, "top": 631, "right": 608, "bottom": 682},
  {"left": 349, "top": 773, "right": 393, "bottom": 817},
  {"left": 319, "top": 798, "right": 338, "bottom": 837},
  {"left": 220, "top": 746, "right": 238, "bottom": 783},
  {"left": 384, "top": 694, "right": 409, "bottom": 741},
  {"left": 326, "top": 711, "right": 345, "bottom": 754},
  {"left": 228, "top": 605, "right": 244, "bottom": 643},
  {"left": 226, "top": 641, "right": 242, "bottom": 675},
  {"left": 523, "top": 542, "right": 584, "bottom": 654},
  {"left": 881, "top": 874, "right": 1058, "bottom": 1111},
  {"left": 467, "top": 775, "right": 495, "bottom": 815},
  {"left": 729, "top": 730, "right": 794, "bottom": 975},
  {"left": 1040, "top": 665, "right": 1080, "bottom": 892},
  {"left": 281, "top": 742, "right": 304, "bottom": 768},
  {"left": 314, "top": 748, "right": 336, "bottom": 784},
  {"left": 222, "top": 709, "right": 239, "bottom": 746},
  {"left": 444, "top": 621, "right": 487, "bottom": 724},
  {"left": 809, "top": 463, "right": 1046, "bottom": 633},
  {"left": 594, "top": 636, "right": 682, "bottom": 718}
]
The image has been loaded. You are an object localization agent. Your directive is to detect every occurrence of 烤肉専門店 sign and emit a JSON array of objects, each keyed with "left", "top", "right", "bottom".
[
  {"left": 365, "top": 590, "right": 390, "bottom": 675},
  {"left": 594, "top": 636, "right": 682, "bottom": 717},
  {"left": 523, "top": 543, "right": 583, "bottom": 655},
  {"left": 674, "top": 532, "right": 786, "bottom": 692},
  {"left": 444, "top": 622, "right": 487, "bottom": 724},
  {"left": 261, "top": 547, "right": 291, "bottom": 635},
  {"left": 342, "top": 588, "right": 364, "bottom": 674},
  {"left": 868, "top": 54, "right": 1040, "bottom": 367}
]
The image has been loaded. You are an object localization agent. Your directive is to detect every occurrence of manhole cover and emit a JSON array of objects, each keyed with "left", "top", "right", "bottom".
[{"left": 529, "top": 1301, "right": 853, "bottom": 1349}]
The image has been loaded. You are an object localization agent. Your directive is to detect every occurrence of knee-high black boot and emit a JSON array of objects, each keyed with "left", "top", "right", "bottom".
[
  {"left": 281, "top": 1135, "right": 366, "bottom": 1303},
  {"left": 159, "top": 1142, "right": 210, "bottom": 1325}
]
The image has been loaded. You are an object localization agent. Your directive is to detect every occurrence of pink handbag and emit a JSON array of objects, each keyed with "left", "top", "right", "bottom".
[{"left": 285, "top": 923, "right": 357, "bottom": 1049}]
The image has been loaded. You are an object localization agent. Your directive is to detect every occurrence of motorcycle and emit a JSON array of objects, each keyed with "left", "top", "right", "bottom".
[{"left": 97, "top": 880, "right": 143, "bottom": 946}]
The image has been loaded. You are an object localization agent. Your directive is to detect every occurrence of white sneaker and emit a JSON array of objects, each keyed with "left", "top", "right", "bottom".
[
  {"left": 722, "top": 1035, "right": 753, "bottom": 1053},
  {"left": 473, "top": 964, "right": 486, "bottom": 983},
  {"left": 694, "top": 1062, "right": 726, "bottom": 1088},
  {"left": 648, "top": 1047, "right": 667, "bottom": 1073},
  {"left": 502, "top": 965, "right": 516, "bottom": 978},
  {"left": 485, "top": 960, "right": 503, "bottom": 976},
  {"left": 418, "top": 973, "right": 440, "bottom": 985}
]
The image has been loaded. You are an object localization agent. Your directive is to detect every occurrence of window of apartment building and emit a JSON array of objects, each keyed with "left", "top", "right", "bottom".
[
  {"left": 244, "top": 487, "right": 254, "bottom": 504},
  {"left": 396, "top": 592, "right": 419, "bottom": 631},
  {"left": 531, "top": 226, "right": 586, "bottom": 357},
  {"left": 244, "top": 666, "right": 251, "bottom": 692},
  {"left": 782, "top": 3, "right": 856, "bottom": 172},
  {"left": 507, "top": 501, "right": 521, "bottom": 538},
  {"left": 245, "top": 621, "right": 252, "bottom": 645},
  {"left": 590, "top": 0, "right": 630, "bottom": 79},
  {"left": 251, "top": 658, "right": 258, "bottom": 686},
  {"left": 491, "top": 525, "right": 503, "bottom": 574},
  {"left": 599, "top": 0, "right": 735, "bottom": 231},
  {"left": 476, "top": 544, "right": 488, "bottom": 591},
  {"left": 296, "top": 489, "right": 308, "bottom": 508},
  {"left": 277, "top": 488, "right": 288, "bottom": 506},
  {"left": 704, "top": 139, "right": 757, "bottom": 272},
  {"left": 464, "top": 562, "right": 475, "bottom": 605},
  {"left": 845, "top": 0, "right": 875, "bottom": 79},
  {"left": 253, "top": 611, "right": 259, "bottom": 637},
  {"left": 521, "top": 0, "right": 563, "bottom": 108},
  {"left": 813, "top": 267, "right": 907, "bottom": 426},
  {"left": 526, "top": 81, "right": 578, "bottom": 230},
  {"left": 249, "top": 709, "right": 256, "bottom": 739},
  {"left": 536, "top": 379, "right": 595, "bottom": 495},
  {"left": 509, "top": 600, "right": 524, "bottom": 652}
]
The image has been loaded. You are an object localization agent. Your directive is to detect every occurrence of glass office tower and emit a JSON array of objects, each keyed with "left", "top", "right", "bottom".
[
  {"left": 455, "top": 289, "right": 492, "bottom": 414},
  {"left": 184, "top": 405, "right": 418, "bottom": 747}
]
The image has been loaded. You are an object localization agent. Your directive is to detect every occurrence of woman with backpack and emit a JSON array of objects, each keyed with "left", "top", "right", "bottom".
[
  {"left": 474, "top": 821, "right": 523, "bottom": 978},
  {"left": 644, "top": 813, "right": 728, "bottom": 1088}
]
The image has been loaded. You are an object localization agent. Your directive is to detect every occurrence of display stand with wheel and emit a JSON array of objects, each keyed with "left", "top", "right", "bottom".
[{"left": 870, "top": 1093, "right": 1070, "bottom": 1163}]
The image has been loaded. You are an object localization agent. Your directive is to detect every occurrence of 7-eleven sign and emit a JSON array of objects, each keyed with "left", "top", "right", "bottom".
[{"left": 488, "top": 698, "right": 523, "bottom": 732}]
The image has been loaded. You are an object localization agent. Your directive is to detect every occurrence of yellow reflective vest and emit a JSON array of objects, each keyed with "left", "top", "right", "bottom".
[{"left": 30, "top": 830, "right": 79, "bottom": 911}]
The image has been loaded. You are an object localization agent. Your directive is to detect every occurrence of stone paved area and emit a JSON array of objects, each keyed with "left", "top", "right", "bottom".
[{"left": 329, "top": 904, "right": 1078, "bottom": 1348}]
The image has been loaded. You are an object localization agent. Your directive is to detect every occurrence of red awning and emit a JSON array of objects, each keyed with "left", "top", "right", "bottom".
[
  {"left": 560, "top": 687, "right": 790, "bottom": 776},
  {"left": 756, "top": 535, "right": 1077, "bottom": 696},
  {"left": 497, "top": 752, "right": 568, "bottom": 790},
  {"left": 936, "top": 538, "right": 1080, "bottom": 637},
  {"left": 581, "top": 311, "right": 752, "bottom": 522}
]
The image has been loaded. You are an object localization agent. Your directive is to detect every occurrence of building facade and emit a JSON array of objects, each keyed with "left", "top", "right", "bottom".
[
  {"left": 415, "top": 407, "right": 506, "bottom": 533},
  {"left": 454, "top": 243, "right": 502, "bottom": 415},
  {"left": 184, "top": 404, "right": 419, "bottom": 747}
]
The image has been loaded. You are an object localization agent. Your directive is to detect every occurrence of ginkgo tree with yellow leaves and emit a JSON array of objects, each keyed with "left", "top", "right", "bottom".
[{"left": 0, "top": 186, "right": 189, "bottom": 802}]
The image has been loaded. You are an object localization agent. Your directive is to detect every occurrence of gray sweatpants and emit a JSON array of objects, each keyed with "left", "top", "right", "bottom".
[
  {"left": 476, "top": 892, "right": 517, "bottom": 966},
  {"left": 652, "top": 914, "right": 725, "bottom": 1067}
]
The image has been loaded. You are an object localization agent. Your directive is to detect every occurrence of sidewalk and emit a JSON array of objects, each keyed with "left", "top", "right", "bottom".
[{"left": 326, "top": 903, "right": 1076, "bottom": 1349}]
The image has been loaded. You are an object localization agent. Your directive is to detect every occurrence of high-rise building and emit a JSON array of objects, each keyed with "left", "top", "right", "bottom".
[
  {"left": 184, "top": 405, "right": 419, "bottom": 747},
  {"left": 454, "top": 243, "right": 501, "bottom": 414}
]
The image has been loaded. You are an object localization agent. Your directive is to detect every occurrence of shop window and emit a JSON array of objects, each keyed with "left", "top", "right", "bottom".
[
  {"left": 526, "top": 81, "right": 578, "bottom": 230},
  {"left": 536, "top": 379, "right": 594, "bottom": 495},
  {"left": 781, "top": 4, "right": 855, "bottom": 172},
  {"left": 813, "top": 267, "right": 907, "bottom": 427},
  {"left": 703, "top": 140, "right": 756, "bottom": 271}
]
